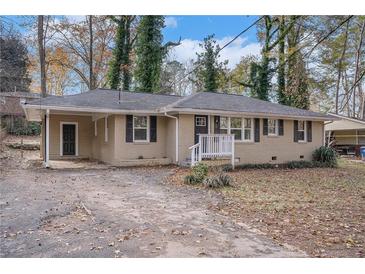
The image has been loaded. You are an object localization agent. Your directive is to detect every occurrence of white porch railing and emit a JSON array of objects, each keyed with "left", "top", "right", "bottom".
[{"left": 189, "top": 134, "right": 235, "bottom": 168}]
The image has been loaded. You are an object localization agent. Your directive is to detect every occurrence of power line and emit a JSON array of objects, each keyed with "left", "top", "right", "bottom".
[
  {"left": 272, "top": 15, "right": 354, "bottom": 73},
  {"left": 176, "top": 16, "right": 264, "bottom": 85},
  {"left": 339, "top": 69, "right": 365, "bottom": 112}
]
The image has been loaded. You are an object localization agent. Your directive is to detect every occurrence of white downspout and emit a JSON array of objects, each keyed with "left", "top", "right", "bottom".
[
  {"left": 164, "top": 112, "right": 179, "bottom": 164},
  {"left": 45, "top": 109, "right": 50, "bottom": 168}
]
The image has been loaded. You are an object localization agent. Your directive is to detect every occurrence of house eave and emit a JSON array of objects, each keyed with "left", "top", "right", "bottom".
[{"left": 163, "top": 107, "right": 334, "bottom": 121}]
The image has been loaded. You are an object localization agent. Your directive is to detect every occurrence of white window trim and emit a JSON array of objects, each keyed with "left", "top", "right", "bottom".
[
  {"left": 133, "top": 115, "right": 150, "bottom": 143},
  {"left": 268, "top": 119, "right": 278, "bottom": 136},
  {"left": 60, "top": 121, "right": 79, "bottom": 156},
  {"left": 195, "top": 116, "right": 206, "bottom": 127},
  {"left": 298, "top": 120, "right": 307, "bottom": 143},
  {"left": 220, "top": 116, "right": 229, "bottom": 134},
  {"left": 226, "top": 117, "right": 254, "bottom": 143},
  {"left": 242, "top": 118, "right": 254, "bottom": 142}
]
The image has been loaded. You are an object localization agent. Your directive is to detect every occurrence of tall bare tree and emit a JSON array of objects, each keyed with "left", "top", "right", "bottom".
[
  {"left": 88, "top": 15, "right": 94, "bottom": 90},
  {"left": 37, "top": 15, "right": 46, "bottom": 97}
]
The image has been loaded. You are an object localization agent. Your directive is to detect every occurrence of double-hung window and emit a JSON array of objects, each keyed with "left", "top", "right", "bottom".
[
  {"left": 220, "top": 116, "right": 228, "bottom": 134},
  {"left": 243, "top": 118, "right": 252, "bottom": 140},
  {"left": 297, "top": 120, "right": 306, "bottom": 142},
  {"left": 133, "top": 116, "right": 149, "bottom": 142},
  {"left": 230, "top": 118, "right": 242, "bottom": 140},
  {"left": 268, "top": 119, "right": 278, "bottom": 136},
  {"left": 228, "top": 117, "right": 253, "bottom": 141}
]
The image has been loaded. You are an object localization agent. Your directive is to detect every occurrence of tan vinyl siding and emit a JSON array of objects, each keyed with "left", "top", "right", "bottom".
[
  {"left": 178, "top": 114, "right": 195, "bottom": 163},
  {"left": 165, "top": 117, "right": 177, "bottom": 162},
  {"left": 92, "top": 115, "right": 115, "bottom": 163},
  {"left": 177, "top": 114, "right": 324, "bottom": 164},
  {"left": 48, "top": 114, "right": 93, "bottom": 159},
  {"left": 235, "top": 119, "right": 323, "bottom": 164},
  {"left": 112, "top": 115, "right": 168, "bottom": 163}
]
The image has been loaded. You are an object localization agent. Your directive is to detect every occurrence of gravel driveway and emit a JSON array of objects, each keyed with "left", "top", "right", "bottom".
[{"left": 0, "top": 166, "right": 305, "bottom": 257}]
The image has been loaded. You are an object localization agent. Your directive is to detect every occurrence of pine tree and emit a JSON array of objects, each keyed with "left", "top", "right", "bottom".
[
  {"left": 194, "top": 35, "right": 228, "bottom": 92},
  {"left": 107, "top": 16, "right": 134, "bottom": 90},
  {"left": 0, "top": 29, "right": 31, "bottom": 92},
  {"left": 107, "top": 17, "right": 126, "bottom": 90},
  {"left": 134, "top": 16, "right": 165, "bottom": 92}
]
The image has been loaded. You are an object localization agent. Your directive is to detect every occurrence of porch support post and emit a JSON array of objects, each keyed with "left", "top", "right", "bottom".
[
  {"left": 231, "top": 135, "right": 235, "bottom": 170},
  {"left": 45, "top": 109, "right": 50, "bottom": 168}
]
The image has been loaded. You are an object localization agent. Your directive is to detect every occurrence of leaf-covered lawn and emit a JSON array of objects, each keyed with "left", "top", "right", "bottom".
[{"left": 169, "top": 159, "right": 365, "bottom": 257}]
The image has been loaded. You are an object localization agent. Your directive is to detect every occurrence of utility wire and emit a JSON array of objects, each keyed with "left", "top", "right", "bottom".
[
  {"left": 272, "top": 15, "right": 354, "bottom": 73},
  {"left": 339, "top": 69, "right": 365, "bottom": 112},
  {"left": 176, "top": 16, "right": 264, "bottom": 85}
]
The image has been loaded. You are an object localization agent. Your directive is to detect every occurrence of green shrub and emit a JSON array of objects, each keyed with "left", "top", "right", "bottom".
[
  {"left": 312, "top": 146, "right": 337, "bottom": 167},
  {"left": 191, "top": 162, "right": 208, "bottom": 182},
  {"left": 5, "top": 117, "right": 41, "bottom": 136}
]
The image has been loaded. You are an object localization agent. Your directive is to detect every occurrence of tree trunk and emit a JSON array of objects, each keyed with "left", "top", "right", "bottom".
[
  {"left": 89, "top": 15, "right": 94, "bottom": 90},
  {"left": 122, "top": 17, "right": 132, "bottom": 91},
  {"left": 38, "top": 16, "right": 46, "bottom": 97},
  {"left": 335, "top": 20, "right": 349, "bottom": 114},
  {"left": 277, "top": 16, "right": 286, "bottom": 104},
  {"left": 353, "top": 19, "right": 365, "bottom": 117}
]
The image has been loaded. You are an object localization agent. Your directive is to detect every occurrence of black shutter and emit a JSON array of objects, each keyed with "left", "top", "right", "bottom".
[
  {"left": 214, "top": 116, "right": 220, "bottom": 134},
  {"left": 278, "top": 119, "right": 284, "bottom": 136},
  {"left": 307, "top": 121, "right": 312, "bottom": 142},
  {"left": 293, "top": 120, "right": 298, "bottom": 142},
  {"left": 126, "top": 115, "right": 133, "bottom": 143},
  {"left": 150, "top": 116, "right": 157, "bottom": 142},
  {"left": 263, "top": 118, "right": 268, "bottom": 135},
  {"left": 254, "top": 118, "right": 260, "bottom": 142}
]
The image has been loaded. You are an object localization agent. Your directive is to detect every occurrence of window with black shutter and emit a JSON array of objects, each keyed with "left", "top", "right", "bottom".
[
  {"left": 293, "top": 120, "right": 298, "bottom": 142},
  {"left": 307, "top": 121, "right": 312, "bottom": 142},
  {"left": 263, "top": 118, "right": 268, "bottom": 135},
  {"left": 278, "top": 119, "right": 284, "bottom": 136},
  {"left": 254, "top": 118, "right": 260, "bottom": 142},
  {"left": 150, "top": 116, "right": 157, "bottom": 142},
  {"left": 126, "top": 115, "right": 133, "bottom": 142}
]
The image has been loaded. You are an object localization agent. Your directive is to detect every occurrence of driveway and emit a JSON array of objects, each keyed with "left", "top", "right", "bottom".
[{"left": 0, "top": 166, "right": 305, "bottom": 257}]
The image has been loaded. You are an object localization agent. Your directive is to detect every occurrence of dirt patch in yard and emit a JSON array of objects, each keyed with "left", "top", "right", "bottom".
[{"left": 168, "top": 160, "right": 365, "bottom": 257}]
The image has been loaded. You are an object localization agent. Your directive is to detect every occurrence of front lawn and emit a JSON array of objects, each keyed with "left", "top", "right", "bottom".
[{"left": 169, "top": 159, "right": 365, "bottom": 257}]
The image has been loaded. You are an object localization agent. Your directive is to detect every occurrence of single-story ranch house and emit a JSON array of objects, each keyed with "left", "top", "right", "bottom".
[{"left": 22, "top": 89, "right": 334, "bottom": 168}]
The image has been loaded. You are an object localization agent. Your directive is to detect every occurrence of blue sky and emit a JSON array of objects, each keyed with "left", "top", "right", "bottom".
[
  {"left": 163, "top": 16, "right": 261, "bottom": 69},
  {"left": 163, "top": 16, "right": 259, "bottom": 43}
]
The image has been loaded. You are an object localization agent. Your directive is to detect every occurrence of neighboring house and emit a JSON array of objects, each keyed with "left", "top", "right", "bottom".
[
  {"left": 0, "top": 91, "right": 40, "bottom": 132},
  {"left": 325, "top": 113, "right": 365, "bottom": 156},
  {"left": 22, "top": 89, "right": 334, "bottom": 167}
]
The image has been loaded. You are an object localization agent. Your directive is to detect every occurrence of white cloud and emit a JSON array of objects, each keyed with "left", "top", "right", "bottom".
[
  {"left": 168, "top": 36, "right": 261, "bottom": 69},
  {"left": 165, "top": 16, "right": 178, "bottom": 28}
]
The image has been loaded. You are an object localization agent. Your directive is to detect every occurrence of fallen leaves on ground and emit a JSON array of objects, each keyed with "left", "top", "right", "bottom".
[{"left": 167, "top": 160, "right": 365, "bottom": 257}]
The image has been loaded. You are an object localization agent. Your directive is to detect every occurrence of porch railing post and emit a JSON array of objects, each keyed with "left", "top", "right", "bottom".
[
  {"left": 231, "top": 135, "right": 235, "bottom": 170},
  {"left": 198, "top": 134, "right": 202, "bottom": 162}
]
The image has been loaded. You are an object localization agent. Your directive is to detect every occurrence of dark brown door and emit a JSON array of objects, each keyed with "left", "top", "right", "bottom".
[
  {"left": 63, "top": 124, "right": 76, "bottom": 155},
  {"left": 194, "top": 115, "right": 208, "bottom": 144}
]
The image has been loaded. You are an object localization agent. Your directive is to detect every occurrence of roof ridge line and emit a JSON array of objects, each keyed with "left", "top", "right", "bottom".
[{"left": 160, "top": 92, "right": 201, "bottom": 110}]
